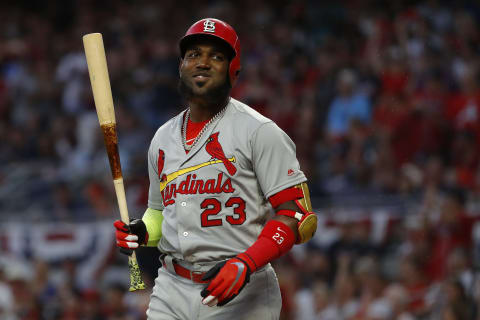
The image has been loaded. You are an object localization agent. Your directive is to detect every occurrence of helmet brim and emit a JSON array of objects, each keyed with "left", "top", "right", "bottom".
[{"left": 179, "top": 34, "right": 236, "bottom": 60}]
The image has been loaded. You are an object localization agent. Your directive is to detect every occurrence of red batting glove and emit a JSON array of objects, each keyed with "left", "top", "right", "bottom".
[
  {"left": 200, "top": 256, "right": 251, "bottom": 307},
  {"left": 113, "top": 219, "right": 148, "bottom": 256}
]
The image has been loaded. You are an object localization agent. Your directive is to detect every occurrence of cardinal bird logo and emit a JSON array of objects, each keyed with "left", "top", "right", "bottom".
[
  {"left": 205, "top": 132, "right": 237, "bottom": 176},
  {"left": 158, "top": 149, "right": 165, "bottom": 179}
]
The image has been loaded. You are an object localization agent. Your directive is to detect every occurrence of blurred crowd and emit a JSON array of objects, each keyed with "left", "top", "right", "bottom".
[{"left": 1, "top": 0, "right": 480, "bottom": 319}]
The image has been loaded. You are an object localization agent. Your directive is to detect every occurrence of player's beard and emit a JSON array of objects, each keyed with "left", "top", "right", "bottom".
[{"left": 178, "top": 74, "right": 231, "bottom": 107}]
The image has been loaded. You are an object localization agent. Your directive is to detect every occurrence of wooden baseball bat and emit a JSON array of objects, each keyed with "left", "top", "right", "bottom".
[{"left": 83, "top": 33, "right": 146, "bottom": 292}]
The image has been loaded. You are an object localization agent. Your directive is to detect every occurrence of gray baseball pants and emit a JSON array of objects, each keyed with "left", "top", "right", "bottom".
[{"left": 146, "top": 263, "right": 282, "bottom": 320}]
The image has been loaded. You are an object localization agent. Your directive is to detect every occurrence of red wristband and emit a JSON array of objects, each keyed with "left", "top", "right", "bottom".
[{"left": 239, "top": 220, "right": 295, "bottom": 272}]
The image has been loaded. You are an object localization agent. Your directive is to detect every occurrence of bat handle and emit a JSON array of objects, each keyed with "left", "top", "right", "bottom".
[
  {"left": 113, "top": 178, "right": 146, "bottom": 291},
  {"left": 113, "top": 178, "right": 131, "bottom": 224}
]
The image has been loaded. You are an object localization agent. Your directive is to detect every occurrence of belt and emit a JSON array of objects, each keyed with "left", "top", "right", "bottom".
[{"left": 160, "top": 256, "right": 209, "bottom": 284}]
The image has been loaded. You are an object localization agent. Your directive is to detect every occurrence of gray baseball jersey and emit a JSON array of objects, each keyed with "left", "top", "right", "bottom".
[{"left": 147, "top": 97, "right": 306, "bottom": 267}]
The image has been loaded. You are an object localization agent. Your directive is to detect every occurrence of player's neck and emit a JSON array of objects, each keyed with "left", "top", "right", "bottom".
[{"left": 188, "top": 96, "right": 230, "bottom": 123}]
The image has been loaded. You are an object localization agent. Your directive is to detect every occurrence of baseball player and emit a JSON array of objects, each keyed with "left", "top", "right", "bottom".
[{"left": 114, "top": 18, "right": 317, "bottom": 319}]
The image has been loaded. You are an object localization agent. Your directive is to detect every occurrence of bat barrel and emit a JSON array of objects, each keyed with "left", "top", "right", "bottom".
[{"left": 83, "top": 33, "right": 116, "bottom": 126}]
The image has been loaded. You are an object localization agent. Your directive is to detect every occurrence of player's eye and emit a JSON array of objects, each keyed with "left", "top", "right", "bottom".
[
  {"left": 186, "top": 50, "right": 200, "bottom": 58},
  {"left": 212, "top": 53, "right": 225, "bottom": 61}
]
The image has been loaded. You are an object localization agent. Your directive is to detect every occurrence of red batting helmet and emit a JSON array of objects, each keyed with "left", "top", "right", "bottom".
[{"left": 179, "top": 18, "right": 241, "bottom": 85}]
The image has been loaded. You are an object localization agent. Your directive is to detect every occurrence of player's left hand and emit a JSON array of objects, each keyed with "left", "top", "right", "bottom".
[
  {"left": 114, "top": 219, "right": 148, "bottom": 256},
  {"left": 200, "top": 256, "right": 251, "bottom": 307}
]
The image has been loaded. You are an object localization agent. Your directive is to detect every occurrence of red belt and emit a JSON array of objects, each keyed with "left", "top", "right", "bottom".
[{"left": 161, "top": 259, "right": 209, "bottom": 284}]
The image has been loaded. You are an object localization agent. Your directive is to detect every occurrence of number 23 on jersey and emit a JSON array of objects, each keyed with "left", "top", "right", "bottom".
[{"left": 200, "top": 197, "right": 246, "bottom": 227}]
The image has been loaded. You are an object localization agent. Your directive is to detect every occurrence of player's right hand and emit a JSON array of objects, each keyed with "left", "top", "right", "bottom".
[
  {"left": 114, "top": 219, "right": 149, "bottom": 256},
  {"left": 200, "top": 256, "right": 251, "bottom": 307}
]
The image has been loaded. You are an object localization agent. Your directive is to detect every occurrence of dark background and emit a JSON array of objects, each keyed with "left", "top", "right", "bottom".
[{"left": 1, "top": 0, "right": 480, "bottom": 319}]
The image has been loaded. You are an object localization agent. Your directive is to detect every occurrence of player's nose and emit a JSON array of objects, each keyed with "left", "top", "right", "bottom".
[{"left": 195, "top": 54, "right": 211, "bottom": 69}]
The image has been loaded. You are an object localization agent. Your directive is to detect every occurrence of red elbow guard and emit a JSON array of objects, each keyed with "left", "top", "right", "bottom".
[
  {"left": 268, "top": 187, "right": 303, "bottom": 208},
  {"left": 239, "top": 220, "right": 295, "bottom": 272}
]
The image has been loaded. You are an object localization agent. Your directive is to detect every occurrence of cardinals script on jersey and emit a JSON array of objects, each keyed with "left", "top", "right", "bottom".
[{"left": 161, "top": 172, "right": 235, "bottom": 206}]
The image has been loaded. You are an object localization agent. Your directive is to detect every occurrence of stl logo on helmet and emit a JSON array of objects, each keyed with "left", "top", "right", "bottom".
[{"left": 203, "top": 19, "right": 216, "bottom": 33}]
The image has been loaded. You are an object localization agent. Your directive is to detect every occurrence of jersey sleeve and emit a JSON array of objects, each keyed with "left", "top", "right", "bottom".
[
  {"left": 147, "top": 142, "right": 164, "bottom": 210},
  {"left": 251, "top": 122, "right": 307, "bottom": 199}
]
